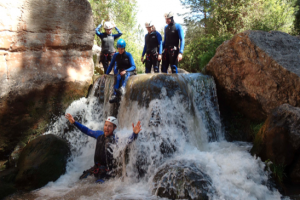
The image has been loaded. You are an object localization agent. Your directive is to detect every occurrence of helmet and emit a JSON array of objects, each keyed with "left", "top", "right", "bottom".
[
  {"left": 104, "top": 22, "right": 113, "bottom": 29},
  {"left": 117, "top": 39, "right": 126, "bottom": 48},
  {"left": 164, "top": 12, "right": 174, "bottom": 18},
  {"left": 145, "top": 21, "right": 153, "bottom": 28},
  {"left": 106, "top": 116, "right": 118, "bottom": 127}
]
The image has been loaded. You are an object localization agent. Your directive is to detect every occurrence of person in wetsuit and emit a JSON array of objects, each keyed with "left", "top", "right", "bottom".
[
  {"left": 106, "top": 39, "right": 136, "bottom": 103},
  {"left": 141, "top": 21, "right": 162, "bottom": 73},
  {"left": 95, "top": 21, "right": 122, "bottom": 74},
  {"left": 162, "top": 12, "right": 185, "bottom": 74},
  {"left": 65, "top": 114, "right": 142, "bottom": 183}
]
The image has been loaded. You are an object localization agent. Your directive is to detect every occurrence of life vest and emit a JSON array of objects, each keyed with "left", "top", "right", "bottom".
[
  {"left": 146, "top": 31, "right": 159, "bottom": 54},
  {"left": 116, "top": 52, "right": 131, "bottom": 71},
  {"left": 94, "top": 134, "right": 115, "bottom": 169},
  {"left": 101, "top": 34, "right": 115, "bottom": 53},
  {"left": 165, "top": 23, "right": 179, "bottom": 48}
]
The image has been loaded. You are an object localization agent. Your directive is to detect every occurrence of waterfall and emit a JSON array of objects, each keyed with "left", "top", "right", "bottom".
[{"left": 13, "top": 74, "right": 288, "bottom": 200}]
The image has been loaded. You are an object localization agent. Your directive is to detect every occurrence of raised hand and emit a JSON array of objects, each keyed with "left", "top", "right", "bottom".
[
  {"left": 65, "top": 113, "right": 75, "bottom": 124},
  {"left": 132, "top": 121, "right": 142, "bottom": 134}
]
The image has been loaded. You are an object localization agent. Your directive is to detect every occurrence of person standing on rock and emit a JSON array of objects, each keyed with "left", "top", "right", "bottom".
[
  {"left": 106, "top": 39, "right": 136, "bottom": 103},
  {"left": 95, "top": 21, "right": 123, "bottom": 74},
  {"left": 141, "top": 21, "right": 163, "bottom": 73},
  {"left": 65, "top": 114, "right": 141, "bottom": 183},
  {"left": 161, "top": 12, "right": 185, "bottom": 74}
]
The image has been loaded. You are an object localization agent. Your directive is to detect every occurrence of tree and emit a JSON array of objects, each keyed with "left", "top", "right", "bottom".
[{"left": 294, "top": 0, "right": 300, "bottom": 34}]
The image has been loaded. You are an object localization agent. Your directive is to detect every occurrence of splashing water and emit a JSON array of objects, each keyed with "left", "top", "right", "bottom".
[{"left": 9, "top": 74, "right": 289, "bottom": 200}]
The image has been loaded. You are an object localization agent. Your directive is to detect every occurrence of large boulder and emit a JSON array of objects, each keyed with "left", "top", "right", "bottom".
[
  {"left": 0, "top": 0, "right": 94, "bottom": 164},
  {"left": 251, "top": 104, "right": 300, "bottom": 183},
  {"left": 15, "top": 134, "right": 70, "bottom": 191},
  {"left": 152, "top": 160, "right": 214, "bottom": 200},
  {"left": 205, "top": 30, "right": 300, "bottom": 122}
]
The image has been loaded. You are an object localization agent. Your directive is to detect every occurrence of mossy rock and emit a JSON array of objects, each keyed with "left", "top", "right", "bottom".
[{"left": 15, "top": 134, "right": 70, "bottom": 191}]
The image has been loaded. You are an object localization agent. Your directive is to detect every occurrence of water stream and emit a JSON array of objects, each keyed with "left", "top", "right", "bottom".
[{"left": 8, "top": 74, "right": 288, "bottom": 200}]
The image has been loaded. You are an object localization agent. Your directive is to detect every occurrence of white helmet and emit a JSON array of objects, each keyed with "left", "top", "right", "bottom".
[
  {"left": 145, "top": 21, "right": 153, "bottom": 28},
  {"left": 104, "top": 22, "right": 113, "bottom": 29},
  {"left": 164, "top": 12, "right": 174, "bottom": 18},
  {"left": 106, "top": 116, "right": 118, "bottom": 127}
]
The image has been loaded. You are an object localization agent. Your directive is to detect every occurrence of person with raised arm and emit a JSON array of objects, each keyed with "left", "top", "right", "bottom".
[
  {"left": 95, "top": 21, "right": 122, "bottom": 74},
  {"left": 65, "top": 114, "right": 141, "bottom": 183}
]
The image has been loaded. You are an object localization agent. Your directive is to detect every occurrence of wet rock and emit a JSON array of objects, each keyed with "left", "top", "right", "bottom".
[
  {"left": 0, "top": 168, "right": 18, "bottom": 199},
  {"left": 288, "top": 154, "right": 300, "bottom": 184},
  {"left": 15, "top": 134, "right": 70, "bottom": 191},
  {"left": 205, "top": 30, "right": 300, "bottom": 122},
  {"left": 0, "top": 0, "right": 94, "bottom": 163},
  {"left": 152, "top": 160, "right": 214, "bottom": 200},
  {"left": 8, "top": 142, "right": 26, "bottom": 168},
  {"left": 251, "top": 104, "right": 300, "bottom": 183}
]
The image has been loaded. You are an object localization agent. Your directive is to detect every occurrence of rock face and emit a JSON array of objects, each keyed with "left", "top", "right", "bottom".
[
  {"left": 205, "top": 30, "right": 300, "bottom": 122},
  {"left": 0, "top": 0, "right": 94, "bottom": 163},
  {"left": 152, "top": 160, "right": 214, "bottom": 200},
  {"left": 251, "top": 104, "right": 300, "bottom": 183},
  {"left": 15, "top": 134, "right": 70, "bottom": 191}
]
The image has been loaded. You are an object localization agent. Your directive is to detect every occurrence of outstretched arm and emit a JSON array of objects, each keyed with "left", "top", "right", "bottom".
[
  {"left": 65, "top": 113, "right": 103, "bottom": 139},
  {"left": 128, "top": 121, "right": 142, "bottom": 143}
]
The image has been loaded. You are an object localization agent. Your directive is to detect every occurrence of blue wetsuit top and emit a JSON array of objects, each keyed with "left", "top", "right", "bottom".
[
  {"left": 163, "top": 23, "right": 185, "bottom": 54},
  {"left": 106, "top": 52, "right": 136, "bottom": 74},
  {"left": 74, "top": 121, "right": 138, "bottom": 142},
  {"left": 142, "top": 31, "right": 163, "bottom": 57}
]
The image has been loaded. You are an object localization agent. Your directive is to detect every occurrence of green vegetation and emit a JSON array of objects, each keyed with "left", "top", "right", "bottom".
[
  {"left": 265, "top": 159, "right": 286, "bottom": 183},
  {"left": 88, "top": 0, "right": 144, "bottom": 74},
  {"left": 180, "top": 0, "right": 299, "bottom": 72},
  {"left": 250, "top": 122, "right": 264, "bottom": 137}
]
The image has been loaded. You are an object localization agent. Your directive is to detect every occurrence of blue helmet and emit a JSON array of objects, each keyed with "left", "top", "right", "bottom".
[{"left": 117, "top": 39, "right": 126, "bottom": 48}]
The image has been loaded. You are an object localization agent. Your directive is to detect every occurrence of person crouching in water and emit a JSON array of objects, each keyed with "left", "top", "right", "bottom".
[
  {"left": 95, "top": 21, "right": 122, "bottom": 74},
  {"left": 65, "top": 114, "right": 141, "bottom": 183},
  {"left": 106, "top": 39, "right": 136, "bottom": 103},
  {"left": 141, "top": 21, "right": 162, "bottom": 73}
]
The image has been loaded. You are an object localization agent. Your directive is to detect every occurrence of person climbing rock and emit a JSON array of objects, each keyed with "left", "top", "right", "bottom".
[
  {"left": 95, "top": 21, "right": 122, "bottom": 74},
  {"left": 65, "top": 114, "right": 142, "bottom": 183},
  {"left": 141, "top": 21, "right": 162, "bottom": 73},
  {"left": 106, "top": 39, "right": 136, "bottom": 103},
  {"left": 161, "top": 12, "right": 185, "bottom": 74}
]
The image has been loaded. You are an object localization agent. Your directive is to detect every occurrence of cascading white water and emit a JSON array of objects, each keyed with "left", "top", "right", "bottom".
[{"left": 9, "top": 74, "right": 289, "bottom": 200}]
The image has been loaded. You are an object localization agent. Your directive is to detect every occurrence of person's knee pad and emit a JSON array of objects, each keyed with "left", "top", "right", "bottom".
[{"left": 171, "top": 65, "right": 178, "bottom": 74}]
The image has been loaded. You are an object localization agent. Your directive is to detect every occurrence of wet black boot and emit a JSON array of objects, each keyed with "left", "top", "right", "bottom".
[
  {"left": 115, "top": 87, "right": 125, "bottom": 96},
  {"left": 109, "top": 94, "right": 119, "bottom": 103}
]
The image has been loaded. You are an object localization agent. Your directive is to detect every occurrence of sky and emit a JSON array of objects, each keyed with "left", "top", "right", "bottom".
[{"left": 136, "top": 0, "right": 189, "bottom": 35}]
